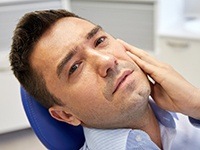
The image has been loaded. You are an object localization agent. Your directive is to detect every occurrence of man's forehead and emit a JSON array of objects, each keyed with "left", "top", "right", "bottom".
[
  {"left": 53, "top": 17, "right": 96, "bottom": 34},
  {"left": 35, "top": 17, "right": 94, "bottom": 52},
  {"left": 43, "top": 17, "right": 96, "bottom": 47}
]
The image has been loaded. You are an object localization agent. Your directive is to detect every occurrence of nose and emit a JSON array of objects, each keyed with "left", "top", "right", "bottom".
[{"left": 87, "top": 50, "right": 118, "bottom": 77}]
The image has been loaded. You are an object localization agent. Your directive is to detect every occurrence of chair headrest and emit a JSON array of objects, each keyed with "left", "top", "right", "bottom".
[{"left": 20, "top": 87, "right": 85, "bottom": 150}]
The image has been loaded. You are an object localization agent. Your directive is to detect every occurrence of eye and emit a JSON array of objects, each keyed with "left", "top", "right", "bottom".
[
  {"left": 95, "top": 37, "right": 106, "bottom": 47},
  {"left": 69, "top": 63, "right": 80, "bottom": 76}
]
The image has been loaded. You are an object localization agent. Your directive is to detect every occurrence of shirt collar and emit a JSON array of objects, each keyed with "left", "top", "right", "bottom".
[
  {"left": 83, "top": 98, "right": 178, "bottom": 150},
  {"left": 149, "top": 99, "right": 178, "bottom": 128}
]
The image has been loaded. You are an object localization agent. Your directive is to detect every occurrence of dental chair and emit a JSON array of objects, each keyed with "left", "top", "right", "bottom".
[{"left": 20, "top": 87, "right": 85, "bottom": 150}]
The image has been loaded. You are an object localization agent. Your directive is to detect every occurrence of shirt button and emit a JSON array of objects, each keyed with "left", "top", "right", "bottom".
[{"left": 135, "top": 135, "right": 142, "bottom": 142}]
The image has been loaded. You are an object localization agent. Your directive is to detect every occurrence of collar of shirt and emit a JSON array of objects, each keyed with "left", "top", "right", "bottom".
[{"left": 82, "top": 99, "right": 178, "bottom": 150}]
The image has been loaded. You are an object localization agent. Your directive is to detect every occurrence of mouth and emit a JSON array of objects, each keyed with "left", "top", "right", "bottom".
[{"left": 112, "top": 70, "right": 133, "bottom": 94}]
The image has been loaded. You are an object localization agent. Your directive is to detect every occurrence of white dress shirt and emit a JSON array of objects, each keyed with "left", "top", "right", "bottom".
[{"left": 81, "top": 100, "right": 200, "bottom": 150}]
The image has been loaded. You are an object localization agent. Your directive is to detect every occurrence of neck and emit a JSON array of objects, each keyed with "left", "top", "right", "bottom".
[{"left": 131, "top": 104, "right": 162, "bottom": 149}]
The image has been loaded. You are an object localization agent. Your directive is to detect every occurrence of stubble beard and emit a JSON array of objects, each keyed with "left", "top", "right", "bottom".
[{"left": 101, "top": 61, "right": 151, "bottom": 128}]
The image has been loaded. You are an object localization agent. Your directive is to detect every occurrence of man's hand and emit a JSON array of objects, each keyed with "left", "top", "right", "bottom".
[{"left": 118, "top": 39, "right": 200, "bottom": 119}]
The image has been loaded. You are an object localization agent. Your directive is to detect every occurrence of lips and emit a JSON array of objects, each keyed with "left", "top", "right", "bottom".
[{"left": 112, "top": 70, "right": 133, "bottom": 94}]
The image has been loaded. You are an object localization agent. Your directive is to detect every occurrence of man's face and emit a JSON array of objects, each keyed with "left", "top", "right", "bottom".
[{"left": 31, "top": 17, "right": 151, "bottom": 128}]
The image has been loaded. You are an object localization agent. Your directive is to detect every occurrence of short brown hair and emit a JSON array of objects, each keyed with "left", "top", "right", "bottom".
[{"left": 9, "top": 9, "right": 81, "bottom": 108}]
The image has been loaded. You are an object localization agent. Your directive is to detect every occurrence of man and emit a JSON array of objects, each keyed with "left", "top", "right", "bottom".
[{"left": 10, "top": 9, "right": 200, "bottom": 150}]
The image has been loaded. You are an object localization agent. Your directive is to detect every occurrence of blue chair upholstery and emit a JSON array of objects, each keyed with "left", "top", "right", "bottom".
[{"left": 20, "top": 87, "right": 85, "bottom": 150}]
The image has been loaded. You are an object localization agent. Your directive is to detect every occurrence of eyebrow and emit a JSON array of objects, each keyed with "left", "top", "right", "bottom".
[
  {"left": 86, "top": 25, "right": 102, "bottom": 40},
  {"left": 56, "top": 47, "right": 77, "bottom": 78},
  {"left": 56, "top": 25, "right": 102, "bottom": 78}
]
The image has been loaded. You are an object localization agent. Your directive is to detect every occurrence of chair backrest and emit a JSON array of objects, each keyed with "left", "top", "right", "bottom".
[{"left": 20, "top": 87, "right": 85, "bottom": 150}]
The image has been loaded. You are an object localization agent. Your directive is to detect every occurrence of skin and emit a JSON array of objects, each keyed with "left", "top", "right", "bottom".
[
  {"left": 119, "top": 40, "right": 200, "bottom": 120},
  {"left": 30, "top": 17, "right": 162, "bottom": 147}
]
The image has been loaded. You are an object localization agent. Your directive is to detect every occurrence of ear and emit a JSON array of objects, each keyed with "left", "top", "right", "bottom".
[{"left": 49, "top": 106, "right": 81, "bottom": 126}]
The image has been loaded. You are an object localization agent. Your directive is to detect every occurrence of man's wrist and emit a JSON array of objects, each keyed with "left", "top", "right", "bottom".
[{"left": 187, "top": 88, "right": 200, "bottom": 120}]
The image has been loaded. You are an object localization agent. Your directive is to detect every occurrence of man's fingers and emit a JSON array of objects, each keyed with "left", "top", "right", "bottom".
[
  {"left": 126, "top": 51, "right": 149, "bottom": 70},
  {"left": 126, "top": 51, "right": 159, "bottom": 76},
  {"left": 117, "top": 39, "right": 144, "bottom": 58},
  {"left": 118, "top": 39, "right": 162, "bottom": 67}
]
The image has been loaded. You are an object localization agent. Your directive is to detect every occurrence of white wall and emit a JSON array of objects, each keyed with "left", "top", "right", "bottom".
[{"left": 184, "top": 0, "right": 200, "bottom": 18}]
